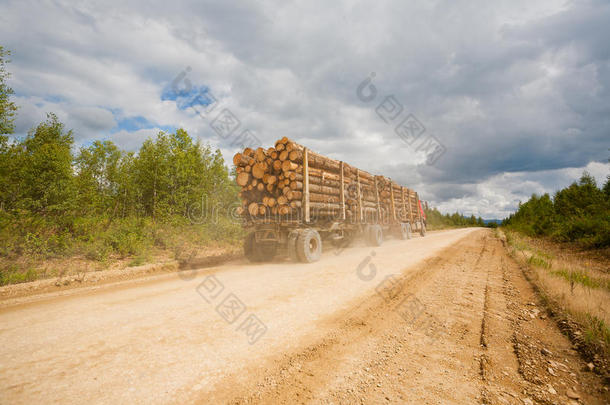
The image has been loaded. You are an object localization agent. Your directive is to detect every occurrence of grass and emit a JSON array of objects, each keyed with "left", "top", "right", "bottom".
[
  {"left": 127, "top": 253, "right": 150, "bottom": 267},
  {"left": 0, "top": 266, "right": 39, "bottom": 286},
  {"left": 503, "top": 228, "right": 610, "bottom": 357},
  {"left": 527, "top": 254, "right": 551, "bottom": 269},
  {"left": 550, "top": 268, "right": 610, "bottom": 292},
  {"left": 0, "top": 214, "right": 245, "bottom": 286}
]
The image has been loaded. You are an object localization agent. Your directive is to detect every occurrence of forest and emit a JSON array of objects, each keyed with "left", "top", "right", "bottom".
[
  {"left": 0, "top": 111, "right": 243, "bottom": 282},
  {"left": 503, "top": 172, "right": 610, "bottom": 249}
]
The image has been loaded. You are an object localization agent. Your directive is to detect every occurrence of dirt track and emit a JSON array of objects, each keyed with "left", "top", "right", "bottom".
[{"left": 1, "top": 228, "right": 607, "bottom": 404}]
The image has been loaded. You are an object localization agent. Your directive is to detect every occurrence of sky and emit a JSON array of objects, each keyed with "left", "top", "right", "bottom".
[{"left": 1, "top": 0, "right": 608, "bottom": 219}]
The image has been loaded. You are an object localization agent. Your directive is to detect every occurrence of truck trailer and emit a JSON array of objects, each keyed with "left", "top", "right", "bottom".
[{"left": 234, "top": 138, "right": 426, "bottom": 263}]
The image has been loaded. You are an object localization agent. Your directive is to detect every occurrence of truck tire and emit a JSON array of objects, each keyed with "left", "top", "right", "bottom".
[
  {"left": 420, "top": 221, "right": 426, "bottom": 237},
  {"left": 398, "top": 223, "right": 411, "bottom": 240},
  {"left": 244, "top": 232, "right": 277, "bottom": 262},
  {"left": 244, "top": 232, "right": 261, "bottom": 262},
  {"left": 296, "top": 229, "right": 322, "bottom": 263},
  {"left": 287, "top": 230, "right": 300, "bottom": 262},
  {"left": 367, "top": 224, "right": 383, "bottom": 246}
]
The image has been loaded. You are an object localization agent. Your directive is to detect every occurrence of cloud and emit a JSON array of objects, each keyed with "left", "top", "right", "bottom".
[{"left": 0, "top": 0, "right": 608, "bottom": 218}]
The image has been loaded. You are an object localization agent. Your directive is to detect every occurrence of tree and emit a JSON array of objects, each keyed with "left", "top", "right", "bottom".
[
  {"left": 75, "top": 140, "right": 122, "bottom": 215},
  {"left": 504, "top": 171, "right": 610, "bottom": 248},
  {"left": 0, "top": 46, "right": 18, "bottom": 135},
  {"left": 0, "top": 46, "right": 18, "bottom": 210},
  {"left": 16, "top": 113, "right": 75, "bottom": 215}
]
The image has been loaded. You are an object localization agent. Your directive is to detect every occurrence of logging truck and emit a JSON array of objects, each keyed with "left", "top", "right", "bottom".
[{"left": 233, "top": 138, "right": 427, "bottom": 263}]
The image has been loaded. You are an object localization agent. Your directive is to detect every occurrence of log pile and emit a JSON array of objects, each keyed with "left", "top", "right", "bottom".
[{"left": 233, "top": 137, "right": 420, "bottom": 223}]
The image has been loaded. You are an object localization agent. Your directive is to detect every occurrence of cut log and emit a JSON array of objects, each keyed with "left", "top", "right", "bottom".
[
  {"left": 309, "top": 193, "right": 340, "bottom": 203},
  {"left": 289, "top": 190, "right": 303, "bottom": 199},
  {"left": 236, "top": 172, "right": 251, "bottom": 186},
  {"left": 252, "top": 163, "right": 266, "bottom": 179},
  {"left": 248, "top": 202, "right": 259, "bottom": 216},
  {"left": 288, "top": 150, "right": 301, "bottom": 161},
  {"left": 255, "top": 147, "right": 266, "bottom": 162},
  {"left": 281, "top": 160, "right": 298, "bottom": 172},
  {"left": 309, "top": 201, "right": 341, "bottom": 209},
  {"left": 290, "top": 180, "right": 303, "bottom": 190}
]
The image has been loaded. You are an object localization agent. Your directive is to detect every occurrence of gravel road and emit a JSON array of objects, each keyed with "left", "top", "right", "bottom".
[{"left": 1, "top": 228, "right": 607, "bottom": 404}]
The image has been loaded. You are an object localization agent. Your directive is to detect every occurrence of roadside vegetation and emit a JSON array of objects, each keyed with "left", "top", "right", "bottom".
[
  {"left": 503, "top": 229, "right": 609, "bottom": 366},
  {"left": 424, "top": 207, "right": 487, "bottom": 230},
  {"left": 503, "top": 172, "right": 610, "bottom": 249},
  {"left": 500, "top": 171, "right": 610, "bottom": 368},
  {"left": 0, "top": 47, "right": 242, "bottom": 286}
]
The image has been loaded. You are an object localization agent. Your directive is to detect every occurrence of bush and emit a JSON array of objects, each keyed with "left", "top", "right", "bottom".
[{"left": 504, "top": 172, "right": 610, "bottom": 248}]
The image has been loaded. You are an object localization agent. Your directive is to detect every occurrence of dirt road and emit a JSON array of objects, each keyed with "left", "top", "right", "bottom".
[{"left": 1, "top": 229, "right": 607, "bottom": 404}]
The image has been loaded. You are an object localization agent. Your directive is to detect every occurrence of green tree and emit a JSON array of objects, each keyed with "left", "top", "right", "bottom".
[
  {"left": 0, "top": 46, "right": 17, "bottom": 135},
  {"left": 15, "top": 113, "right": 75, "bottom": 215},
  {"left": 504, "top": 171, "right": 610, "bottom": 248},
  {"left": 0, "top": 46, "right": 18, "bottom": 210},
  {"left": 75, "top": 140, "right": 122, "bottom": 215}
]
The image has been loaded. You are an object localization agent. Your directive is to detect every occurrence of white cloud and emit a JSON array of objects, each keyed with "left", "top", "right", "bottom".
[{"left": 1, "top": 0, "right": 608, "bottom": 218}]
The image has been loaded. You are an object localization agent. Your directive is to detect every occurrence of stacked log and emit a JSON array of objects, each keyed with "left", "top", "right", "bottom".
[{"left": 233, "top": 137, "right": 419, "bottom": 223}]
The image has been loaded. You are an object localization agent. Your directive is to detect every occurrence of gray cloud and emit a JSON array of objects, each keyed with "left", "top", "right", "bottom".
[{"left": 0, "top": 0, "right": 608, "bottom": 218}]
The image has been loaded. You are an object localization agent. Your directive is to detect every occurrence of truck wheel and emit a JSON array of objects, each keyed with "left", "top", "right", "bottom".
[
  {"left": 244, "top": 232, "right": 258, "bottom": 261},
  {"left": 367, "top": 224, "right": 383, "bottom": 246},
  {"left": 420, "top": 221, "right": 426, "bottom": 237},
  {"left": 398, "top": 223, "right": 411, "bottom": 240},
  {"left": 296, "top": 229, "right": 322, "bottom": 263},
  {"left": 244, "top": 232, "right": 277, "bottom": 262},
  {"left": 287, "top": 230, "right": 300, "bottom": 262}
]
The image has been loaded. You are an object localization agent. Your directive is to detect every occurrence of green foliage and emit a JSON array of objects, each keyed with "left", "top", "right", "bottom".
[
  {"left": 423, "top": 207, "right": 485, "bottom": 229},
  {"left": 582, "top": 315, "right": 610, "bottom": 349},
  {"left": 0, "top": 46, "right": 18, "bottom": 135},
  {"left": 12, "top": 114, "right": 76, "bottom": 214},
  {"left": 550, "top": 268, "right": 610, "bottom": 292},
  {"left": 504, "top": 172, "right": 610, "bottom": 248},
  {"left": 527, "top": 254, "right": 550, "bottom": 269},
  {"left": 0, "top": 52, "right": 241, "bottom": 284},
  {"left": 0, "top": 119, "right": 241, "bottom": 277},
  {"left": 0, "top": 265, "right": 38, "bottom": 286}
]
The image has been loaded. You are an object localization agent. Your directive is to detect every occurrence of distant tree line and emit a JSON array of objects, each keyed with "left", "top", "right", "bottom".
[
  {"left": 424, "top": 207, "right": 487, "bottom": 229},
  {"left": 503, "top": 172, "right": 610, "bottom": 248}
]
